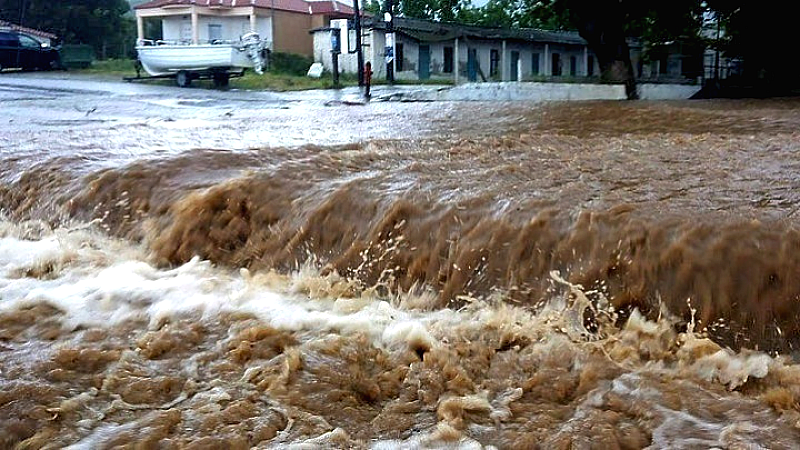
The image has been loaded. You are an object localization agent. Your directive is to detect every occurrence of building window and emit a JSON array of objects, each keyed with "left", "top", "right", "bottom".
[
  {"left": 551, "top": 53, "right": 561, "bottom": 76},
  {"left": 396, "top": 43, "right": 404, "bottom": 71},
  {"left": 531, "top": 53, "right": 540, "bottom": 75},
  {"left": 443, "top": 46, "right": 454, "bottom": 73},
  {"left": 490, "top": 49, "right": 500, "bottom": 77},
  {"left": 208, "top": 24, "right": 222, "bottom": 42},
  {"left": 570, "top": 55, "right": 577, "bottom": 76},
  {"left": 587, "top": 55, "right": 594, "bottom": 76}
]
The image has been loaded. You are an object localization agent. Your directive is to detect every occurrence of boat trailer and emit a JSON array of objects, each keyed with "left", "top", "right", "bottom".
[{"left": 123, "top": 63, "right": 246, "bottom": 88}]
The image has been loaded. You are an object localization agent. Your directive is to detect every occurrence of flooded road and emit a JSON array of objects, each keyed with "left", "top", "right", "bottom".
[{"left": 3, "top": 73, "right": 800, "bottom": 448}]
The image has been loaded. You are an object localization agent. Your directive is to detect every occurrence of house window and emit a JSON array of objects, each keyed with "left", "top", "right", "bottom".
[
  {"left": 531, "top": 53, "right": 540, "bottom": 75},
  {"left": 587, "top": 55, "right": 594, "bottom": 76},
  {"left": 208, "top": 24, "right": 222, "bottom": 42},
  {"left": 570, "top": 55, "right": 577, "bottom": 76},
  {"left": 443, "top": 46, "right": 454, "bottom": 73},
  {"left": 396, "top": 43, "right": 404, "bottom": 71},
  {"left": 551, "top": 53, "right": 561, "bottom": 76},
  {"left": 490, "top": 49, "right": 500, "bottom": 77}
]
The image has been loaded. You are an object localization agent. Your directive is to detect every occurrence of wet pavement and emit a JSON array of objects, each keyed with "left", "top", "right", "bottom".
[{"left": 0, "top": 72, "right": 459, "bottom": 165}]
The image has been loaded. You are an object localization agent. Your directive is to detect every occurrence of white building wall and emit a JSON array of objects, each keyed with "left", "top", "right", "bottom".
[
  {"left": 161, "top": 14, "right": 271, "bottom": 44},
  {"left": 161, "top": 17, "right": 188, "bottom": 41},
  {"left": 395, "top": 37, "right": 419, "bottom": 80},
  {"left": 370, "top": 30, "right": 387, "bottom": 78},
  {"left": 257, "top": 17, "right": 273, "bottom": 48},
  {"left": 312, "top": 28, "right": 602, "bottom": 83}
]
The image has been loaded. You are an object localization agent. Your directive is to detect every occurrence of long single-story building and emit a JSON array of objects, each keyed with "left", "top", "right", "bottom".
[
  {"left": 312, "top": 17, "right": 701, "bottom": 83},
  {"left": 135, "top": 0, "right": 354, "bottom": 56}
]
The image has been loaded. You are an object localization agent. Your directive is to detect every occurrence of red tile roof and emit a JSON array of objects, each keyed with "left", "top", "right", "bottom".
[{"left": 135, "top": 0, "right": 354, "bottom": 16}]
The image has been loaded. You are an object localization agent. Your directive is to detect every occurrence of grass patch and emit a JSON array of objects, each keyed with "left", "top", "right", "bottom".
[
  {"left": 75, "top": 58, "right": 138, "bottom": 76},
  {"left": 269, "top": 52, "right": 314, "bottom": 76},
  {"left": 72, "top": 57, "right": 450, "bottom": 91},
  {"left": 231, "top": 71, "right": 357, "bottom": 91}
]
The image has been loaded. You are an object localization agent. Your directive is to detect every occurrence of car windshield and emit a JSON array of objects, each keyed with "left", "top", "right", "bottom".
[{"left": 18, "top": 34, "right": 41, "bottom": 48}]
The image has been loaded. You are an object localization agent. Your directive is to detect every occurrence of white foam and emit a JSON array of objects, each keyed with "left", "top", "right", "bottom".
[{"left": 0, "top": 223, "right": 456, "bottom": 351}]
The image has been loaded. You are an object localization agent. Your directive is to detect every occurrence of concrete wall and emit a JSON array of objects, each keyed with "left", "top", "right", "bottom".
[
  {"left": 638, "top": 83, "right": 702, "bottom": 100},
  {"left": 407, "top": 82, "right": 627, "bottom": 101},
  {"left": 401, "top": 82, "right": 699, "bottom": 101}
]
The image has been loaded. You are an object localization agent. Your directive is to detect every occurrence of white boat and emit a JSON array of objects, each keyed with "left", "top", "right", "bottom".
[{"left": 135, "top": 32, "right": 267, "bottom": 86}]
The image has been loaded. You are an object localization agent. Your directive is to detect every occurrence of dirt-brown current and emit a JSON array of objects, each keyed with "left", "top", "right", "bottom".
[{"left": 2, "top": 99, "right": 800, "bottom": 448}]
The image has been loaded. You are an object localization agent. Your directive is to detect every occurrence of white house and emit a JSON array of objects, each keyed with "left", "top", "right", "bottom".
[{"left": 135, "top": 0, "right": 354, "bottom": 56}]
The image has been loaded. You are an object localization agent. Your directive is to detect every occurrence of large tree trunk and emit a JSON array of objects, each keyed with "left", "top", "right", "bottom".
[{"left": 565, "top": 0, "right": 638, "bottom": 99}]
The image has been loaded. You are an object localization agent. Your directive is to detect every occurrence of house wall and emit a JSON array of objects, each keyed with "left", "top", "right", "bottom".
[
  {"left": 160, "top": 14, "right": 272, "bottom": 46},
  {"left": 141, "top": 6, "right": 325, "bottom": 55},
  {"left": 161, "top": 17, "right": 188, "bottom": 41},
  {"left": 273, "top": 10, "right": 313, "bottom": 56},
  {"left": 314, "top": 24, "right": 388, "bottom": 77},
  {"left": 313, "top": 27, "right": 603, "bottom": 82},
  {"left": 311, "top": 15, "right": 329, "bottom": 30}
]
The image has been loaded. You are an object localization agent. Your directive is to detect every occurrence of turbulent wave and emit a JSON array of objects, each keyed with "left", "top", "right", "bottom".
[
  {"left": 4, "top": 128, "right": 800, "bottom": 352},
  {"left": 3, "top": 99, "right": 800, "bottom": 447},
  {"left": 2, "top": 220, "right": 800, "bottom": 447}
]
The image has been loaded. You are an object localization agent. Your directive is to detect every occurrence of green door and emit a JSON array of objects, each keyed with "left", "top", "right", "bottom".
[
  {"left": 510, "top": 51, "right": 520, "bottom": 81},
  {"left": 418, "top": 45, "right": 430, "bottom": 80},
  {"left": 467, "top": 48, "right": 477, "bottom": 81}
]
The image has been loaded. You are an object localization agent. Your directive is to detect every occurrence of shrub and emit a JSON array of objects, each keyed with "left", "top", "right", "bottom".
[{"left": 269, "top": 52, "right": 314, "bottom": 76}]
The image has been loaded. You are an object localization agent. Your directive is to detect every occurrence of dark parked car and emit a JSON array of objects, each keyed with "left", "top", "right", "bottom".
[{"left": 0, "top": 30, "right": 62, "bottom": 71}]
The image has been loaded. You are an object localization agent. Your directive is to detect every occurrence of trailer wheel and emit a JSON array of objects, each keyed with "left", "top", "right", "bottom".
[
  {"left": 212, "top": 73, "right": 230, "bottom": 88},
  {"left": 176, "top": 70, "right": 191, "bottom": 88}
]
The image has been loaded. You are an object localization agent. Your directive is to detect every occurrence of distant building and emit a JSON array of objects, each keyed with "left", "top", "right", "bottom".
[
  {"left": 312, "top": 17, "right": 701, "bottom": 84},
  {"left": 134, "top": 0, "right": 354, "bottom": 56}
]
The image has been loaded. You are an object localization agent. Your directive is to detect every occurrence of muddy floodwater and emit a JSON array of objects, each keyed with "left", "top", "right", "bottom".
[{"left": 3, "top": 76, "right": 800, "bottom": 448}]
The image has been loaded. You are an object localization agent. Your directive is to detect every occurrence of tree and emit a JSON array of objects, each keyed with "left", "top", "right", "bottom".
[
  {"left": 0, "top": 0, "right": 135, "bottom": 59},
  {"left": 705, "top": 1, "right": 800, "bottom": 93},
  {"left": 531, "top": 0, "right": 799, "bottom": 96}
]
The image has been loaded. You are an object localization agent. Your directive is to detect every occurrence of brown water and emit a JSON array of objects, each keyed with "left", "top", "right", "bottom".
[{"left": 3, "top": 98, "right": 800, "bottom": 448}]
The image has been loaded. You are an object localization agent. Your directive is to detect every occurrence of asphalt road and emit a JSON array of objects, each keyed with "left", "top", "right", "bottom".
[{"left": 0, "top": 72, "right": 487, "bottom": 168}]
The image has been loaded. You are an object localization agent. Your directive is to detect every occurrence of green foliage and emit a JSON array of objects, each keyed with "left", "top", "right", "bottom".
[
  {"left": 0, "top": 0, "right": 136, "bottom": 59},
  {"left": 364, "top": 0, "right": 383, "bottom": 15},
  {"left": 397, "top": 0, "right": 470, "bottom": 22},
  {"left": 269, "top": 52, "right": 315, "bottom": 76}
]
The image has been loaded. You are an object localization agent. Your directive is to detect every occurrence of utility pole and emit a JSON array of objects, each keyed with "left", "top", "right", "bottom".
[
  {"left": 352, "top": 0, "right": 365, "bottom": 86},
  {"left": 331, "top": 29, "right": 341, "bottom": 88},
  {"left": 384, "top": 0, "right": 394, "bottom": 84}
]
